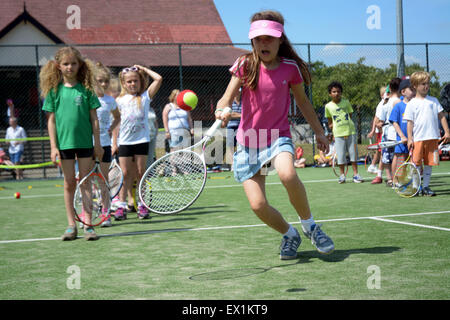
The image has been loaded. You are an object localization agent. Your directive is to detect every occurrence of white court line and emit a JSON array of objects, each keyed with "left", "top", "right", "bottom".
[
  {"left": 1, "top": 171, "right": 450, "bottom": 199},
  {"left": 370, "top": 217, "right": 450, "bottom": 232},
  {"left": 0, "top": 210, "right": 449, "bottom": 245}
]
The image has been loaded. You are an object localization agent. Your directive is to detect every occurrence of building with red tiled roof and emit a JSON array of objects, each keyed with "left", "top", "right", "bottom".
[{"left": 0, "top": 0, "right": 249, "bottom": 129}]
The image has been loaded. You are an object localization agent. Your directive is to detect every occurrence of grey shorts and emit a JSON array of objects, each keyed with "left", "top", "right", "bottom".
[{"left": 334, "top": 134, "right": 358, "bottom": 165}]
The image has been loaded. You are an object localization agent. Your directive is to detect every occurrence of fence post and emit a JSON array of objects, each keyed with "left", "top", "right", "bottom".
[
  {"left": 178, "top": 44, "right": 184, "bottom": 90},
  {"left": 34, "top": 45, "right": 46, "bottom": 178},
  {"left": 425, "top": 43, "right": 429, "bottom": 72},
  {"left": 307, "top": 43, "right": 315, "bottom": 157}
]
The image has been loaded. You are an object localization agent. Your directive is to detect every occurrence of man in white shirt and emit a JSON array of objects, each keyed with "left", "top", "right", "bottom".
[{"left": 5, "top": 117, "right": 27, "bottom": 179}]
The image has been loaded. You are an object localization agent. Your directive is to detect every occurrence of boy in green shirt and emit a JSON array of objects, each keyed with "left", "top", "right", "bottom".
[{"left": 325, "top": 81, "right": 363, "bottom": 184}]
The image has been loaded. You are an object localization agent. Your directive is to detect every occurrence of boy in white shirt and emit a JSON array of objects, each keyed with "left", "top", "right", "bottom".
[{"left": 403, "top": 71, "right": 450, "bottom": 196}]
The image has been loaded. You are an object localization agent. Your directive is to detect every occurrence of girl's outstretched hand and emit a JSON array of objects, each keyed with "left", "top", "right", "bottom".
[{"left": 316, "top": 133, "right": 330, "bottom": 154}]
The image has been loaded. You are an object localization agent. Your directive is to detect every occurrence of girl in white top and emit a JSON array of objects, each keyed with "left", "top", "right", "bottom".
[
  {"left": 162, "top": 89, "right": 194, "bottom": 152},
  {"left": 91, "top": 61, "right": 121, "bottom": 226},
  {"left": 114, "top": 65, "right": 162, "bottom": 220}
]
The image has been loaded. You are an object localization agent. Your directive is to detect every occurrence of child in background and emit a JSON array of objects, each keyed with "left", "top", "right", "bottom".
[
  {"left": 90, "top": 61, "right": 121, "bottom": 227},
  {"left": 325, "top": 81, "right": 363, "bottom": 184},
  {"left": 215, "top": 10, "right": 334, "bottom": 259},
  {"left": 404, "top": 71, "right": 450, "bottom": 196},
  {"left": 40, "top": 46, "right": 103, "bottom": 241},
  {"left": 367, "top": 86, "right": 387, "bottom": 174},
  {"left": 372, "top": 78, "right": 401, "bottom": 186},
  {"left": 314, "top": 133, "right": 335, "bottom": 167},
  {"left": 113, "top": 65, "right": 162, "bottom": 220},
  {"left": 389, "top": 78, "right": 415, "bottom": 181}
]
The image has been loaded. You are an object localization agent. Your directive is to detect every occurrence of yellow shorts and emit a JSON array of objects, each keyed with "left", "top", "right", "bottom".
[{"left": 413, "top": 140, "right": 439, "bottom": 166}]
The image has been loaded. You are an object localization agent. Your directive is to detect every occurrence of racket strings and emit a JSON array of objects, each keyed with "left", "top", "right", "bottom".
[
  {"left": 74, "top": 174, "right": 110, "bottom": 225},
  {"left": 394, "top": 163, "right": 421, "bottom": 197},
  {"left": 108, "top": 165, "right": 122, "bottom": 197},
  {"left": 140, "top": 151, "right": 205, "bottom": 213}
]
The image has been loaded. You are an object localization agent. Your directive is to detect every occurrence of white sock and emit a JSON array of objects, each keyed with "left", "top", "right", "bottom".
[
  {"left": 377, "top": 170, "right": 382, "bottom": 177},
  {"left": 422, "top": 165, "right": 432, "bottom": 187},
  {"left": 283, "top": 225, "right": 298, "bottom": 238},
  {"left": 300, "top": 216, "right": 315, "bottom": 233},
  {"left": 119, "top": 201, "right": 127, "bottom": 208}
]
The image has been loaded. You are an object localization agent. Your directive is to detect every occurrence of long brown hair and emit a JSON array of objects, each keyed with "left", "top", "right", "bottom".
[
  {"left": 39, "top": 46, "right": 96, "bottom": 98},
  {"left": 243, "top": 10, "right": 311, "bottom": 89}
]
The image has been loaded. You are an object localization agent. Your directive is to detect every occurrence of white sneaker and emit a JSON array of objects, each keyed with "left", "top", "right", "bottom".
[
  {"left": 338, "top": 174, "right": 346, "bottom": 184},
  {"left": 367, "top": 164, "right": 377, "bottom": 174}
]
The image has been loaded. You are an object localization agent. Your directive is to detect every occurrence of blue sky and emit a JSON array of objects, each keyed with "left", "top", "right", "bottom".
[
  {"left": 213, "top": 0, "right": 450, "bottom": 82},
  {"left": 213, "top": 0, "right": 449, "bottom": 44}
]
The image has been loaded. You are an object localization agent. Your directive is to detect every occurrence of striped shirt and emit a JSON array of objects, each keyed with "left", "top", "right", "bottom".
[{"left": 229, "top": 56, "right": 303, "bottom": 148}]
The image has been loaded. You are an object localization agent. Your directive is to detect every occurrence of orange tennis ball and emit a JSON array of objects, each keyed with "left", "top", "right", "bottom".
[
  {"left": 14, "top": 192, "right": 21, "bottom": 199},
  {"left": 177, "top": 90, "right": 198, "bottom": 111}
]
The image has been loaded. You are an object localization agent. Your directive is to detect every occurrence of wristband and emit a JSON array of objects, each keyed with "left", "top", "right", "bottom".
[{"left": 214, "top": 108, "right": 224, "bottom": 115}]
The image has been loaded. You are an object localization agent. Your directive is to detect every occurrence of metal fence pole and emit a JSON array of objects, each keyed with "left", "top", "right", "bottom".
[
  {"left": 308, "top": 43, "right": 315, "bottom": 156},
  {"left": 34, "top": 45, "right": 46, "bottom": 178},
  {"left": 178, "top": 44, "right": 183, "bottom": 90},
  {"left": 426, "top": 43, "right": 429, "bottom": 72}
]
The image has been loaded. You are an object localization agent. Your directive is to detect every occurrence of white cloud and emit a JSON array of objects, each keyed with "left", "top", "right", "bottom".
[{"left": 321, "top": 42, "right": 346, "bottom": 56}]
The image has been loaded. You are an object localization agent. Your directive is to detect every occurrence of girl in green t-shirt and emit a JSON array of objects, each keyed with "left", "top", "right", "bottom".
[{"left": 40, "top": 46, "right": 103, "bottom": 241}]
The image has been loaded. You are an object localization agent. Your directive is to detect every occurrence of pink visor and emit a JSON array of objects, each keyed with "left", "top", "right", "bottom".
[{"left": 248, "top": 20, "right": 284, "bottom": 39}]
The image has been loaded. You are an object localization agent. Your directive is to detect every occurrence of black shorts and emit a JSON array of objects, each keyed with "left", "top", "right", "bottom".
[
  {"left": 118, "top": 142, "right": 149, "bottom": 157},
  {"left": 101, "top": 146, "right": 112, "bottom": 163},
  {"left": 59, "top": 148, "right": 93, "bottom": 160}
]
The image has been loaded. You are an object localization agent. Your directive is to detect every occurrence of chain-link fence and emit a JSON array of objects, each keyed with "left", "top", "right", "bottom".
[{"left": 1, "top": 42, "right": 449, "bottom": 179}]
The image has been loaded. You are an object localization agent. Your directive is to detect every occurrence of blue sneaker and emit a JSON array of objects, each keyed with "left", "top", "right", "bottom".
[
  {"left": 280, "top": 228, "right": 302, "bottom": 260},
  {"left": 303, "top": 224, "right": 334, "bottom": 254}
]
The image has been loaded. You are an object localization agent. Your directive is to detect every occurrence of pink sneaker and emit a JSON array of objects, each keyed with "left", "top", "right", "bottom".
[
  {"left": 114, "top": 207, "right": 126, "bottom": 221},
  {"left": 138, "top": 205, "right": 150, "bottom": 220},
  {"left": 100, "top": 208, "right": 111, "bottom": 227},
  {"left": 371, "top": 176, "right": 382, "bottom": 184}
]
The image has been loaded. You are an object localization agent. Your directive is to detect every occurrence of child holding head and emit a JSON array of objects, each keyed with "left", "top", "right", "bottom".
[
  {"left": 215, "top": 10, "right": 334, "bottom": 260},
  {"left": 404, "top": 71, "right": 450, "bottom": 196},
  {"left": 89, "top": 60, "right": 121, "bottom": 227},
  {"left": 113, "top": 65, "right": 162, "bottom": 220},
  {"left": 325, "top": 81, "right": 363, "bottom": 184},
  {"left": 40, "top": 46, "right": 103, "bottom": 241}
]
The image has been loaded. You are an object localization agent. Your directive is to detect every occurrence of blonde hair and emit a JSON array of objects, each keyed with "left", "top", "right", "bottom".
[
  {"left": 168, "top": 89, "right": 180, "bottom": 104},
  {"left": 108, "top": 77, "right": 121, "bottom": 97},
  {"left": 241, "top": 10, "right": 311, "bottom": 90},
  {"left": 86, "top": 59, "right": 112, "bottom": 95},
  {"left": 410, "top": 71, "right": 430, "bottom": 88},
  {"left": 39, "top": 46, "right": 96, "bottom": 98},
  {"left": 92, "top": 61, "right": 111, "bottom": 82},
  {"left": 118, "top": 67, "right": 150, "bottom": 110}
]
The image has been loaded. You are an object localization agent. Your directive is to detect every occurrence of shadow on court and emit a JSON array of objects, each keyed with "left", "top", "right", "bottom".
[
  {"left": 188, "top": 246, "right": 401, "bottom": 281},
  {"left": 297, "top": 246, "right": 401, "bottom": 263}
]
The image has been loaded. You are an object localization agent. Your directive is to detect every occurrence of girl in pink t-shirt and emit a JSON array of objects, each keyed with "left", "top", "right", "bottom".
[{"left": 215, "top": 11, "right": 334, "bottom": 259}]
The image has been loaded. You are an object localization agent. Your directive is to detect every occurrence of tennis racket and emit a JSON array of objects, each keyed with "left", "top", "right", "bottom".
[
  {"left": 74, "top": 160, "right": 111, "bottom": 226},
  {"left": 367, "top": 140, "right": 403, "bottom": 150},
  {"left": 139, "top": 107, "right": 231, "bottom": 215},
  {"left": 393, "top": 152, "right": 421, "bottom": 198},
  {"left": 331, "top": 153, "right": 348, "bottom": 177},
  {"left": 108, "top": 155, "right": 123, "bottom": 199}
]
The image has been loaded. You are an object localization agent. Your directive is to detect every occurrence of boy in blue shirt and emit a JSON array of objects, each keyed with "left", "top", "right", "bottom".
[{"left": 389, "top": 78, "right": 415, "bottom": 181}]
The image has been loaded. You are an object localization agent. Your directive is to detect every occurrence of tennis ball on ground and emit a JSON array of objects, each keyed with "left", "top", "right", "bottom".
[
  {"left": 176, "top": 90, "right": 198, "bottom": 111},
  {"left": 14, "top": 192, "right": 21, "bottom": 199},
  {"left": 28, "top": 185, "right": 32, "bottom": 189}
]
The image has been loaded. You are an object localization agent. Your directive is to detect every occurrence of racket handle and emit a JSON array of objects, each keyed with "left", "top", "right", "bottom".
[{"left": 205, "top": 107, "right": 231, "bottom": 137}]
